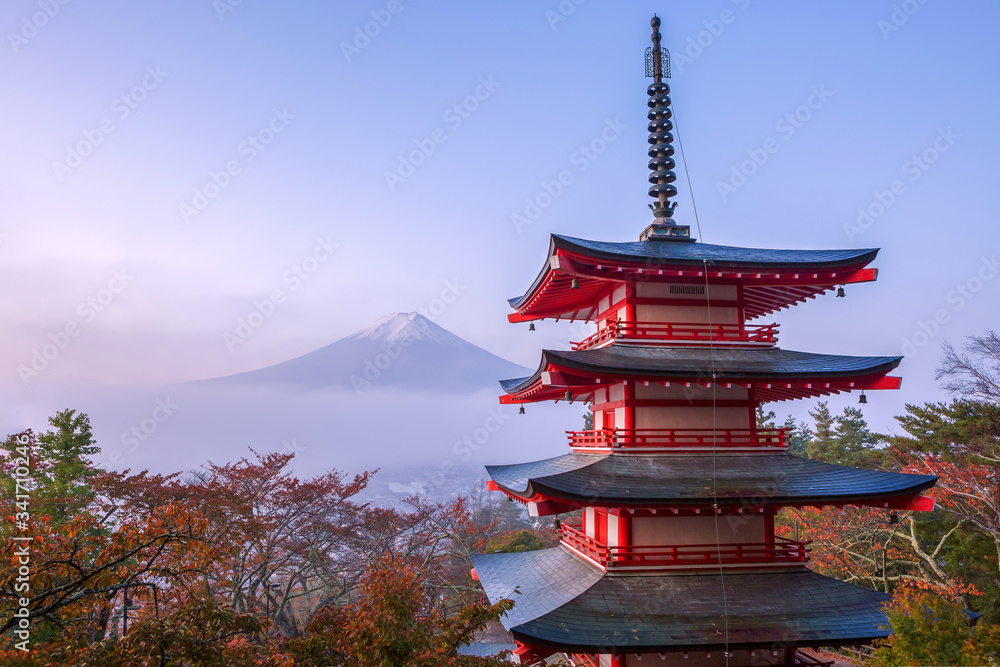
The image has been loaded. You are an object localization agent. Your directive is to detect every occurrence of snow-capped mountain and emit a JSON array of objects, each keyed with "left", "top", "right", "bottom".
[{"left": 205, "top": 313, "right": 529, "bottom": 393}]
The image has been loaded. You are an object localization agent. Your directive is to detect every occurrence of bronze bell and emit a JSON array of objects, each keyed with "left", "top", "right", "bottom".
[
  {"left": 836, "top": 286, "right": 846, "bottom": 298},
  {"left": 859, "top": 392, "right": 867, "bottom": 405},
  {"left": 518, "top": 405, "right": 525, "bottom": 415}
]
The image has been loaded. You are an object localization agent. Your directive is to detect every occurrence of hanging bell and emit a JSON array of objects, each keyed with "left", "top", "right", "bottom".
[
  {"left": 528, "top": 322, "right": 535, "bottom": 331},
  {"left": 858, "top": 391, "right": 867, "bottom": 405},
  {"left": 889, "top": 510, "right": 899, "bottom": 525},
  {"left": 553, "top": 518, "right": 562, "bottom": 530},
  {"left": 836, "top": 286, "right": 846, "bottom": 298},
  {"left": 518, "top": 405, "right": 525, "bottom": 415},
  {"left": 571, "top": 277, "right": 580, "bottom": 289},
  {"left": 564, "top": 390, "right": 573, "bottom": 402}
]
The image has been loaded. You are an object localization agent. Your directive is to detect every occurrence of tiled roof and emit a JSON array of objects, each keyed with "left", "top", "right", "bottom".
[
  {"left": 486, "top": 452, "right": 937, "bottom": 505},
  {"left": 501, "top": 346, "right": 902, "bottom": 395},
  {"left": 508, "top": 235, "right": 879, "bottom": 310},
  {"left": 554, "top": 235, "right": 879, "bottom": 268},
  {"left": 473, "top": 547, "right": 893, "bottom": 652}
]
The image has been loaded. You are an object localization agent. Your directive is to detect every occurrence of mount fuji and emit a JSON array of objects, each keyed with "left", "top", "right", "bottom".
[
  {"left": 22, "top": 313, "right": 568, "bottom": 481},
  {"left": 207, "top": 313, "right": 529, "bottom": 393}
]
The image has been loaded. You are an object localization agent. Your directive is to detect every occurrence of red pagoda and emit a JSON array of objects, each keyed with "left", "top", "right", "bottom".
[{"left": 471, "top": 16, "right": 938, "bottom": 667}]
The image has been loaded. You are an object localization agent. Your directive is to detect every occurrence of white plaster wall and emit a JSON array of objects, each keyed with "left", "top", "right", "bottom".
[
  {"left": 636, "top": 304, "right": 739, "bottom": 325},
  {"left": 634, "top": 406, "right": 749, "bottom": 430},
  {"left": 607, "top": 513, "right": 620, "bottom": 547},
  {"left": 631, "top": 515, "right": 766, "bottom": 546}
]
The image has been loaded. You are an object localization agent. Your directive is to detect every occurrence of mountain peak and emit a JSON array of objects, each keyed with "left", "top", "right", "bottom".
[
  {"left": 347, "top": 313, "right": 471, "bottom": 348},
  {"left": 201, "top": 311, "right": 529, "bottom": 392}
]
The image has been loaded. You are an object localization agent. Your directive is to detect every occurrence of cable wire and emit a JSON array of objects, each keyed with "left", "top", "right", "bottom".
[{"left": 673, "top": 103, "right": 704, "bottom": 243}]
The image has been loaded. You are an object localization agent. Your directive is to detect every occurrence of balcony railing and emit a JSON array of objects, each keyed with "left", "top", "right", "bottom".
[
  {"left": 567, "top": 427, "right": 787, "bottom": 450},
  {"left": 561, "top": 522, "right": 811, "bottom": 570},
  {"left": 571, "top": 321, "right": 777, "bottom": 350}
]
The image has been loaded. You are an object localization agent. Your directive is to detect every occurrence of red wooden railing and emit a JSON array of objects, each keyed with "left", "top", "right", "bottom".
[
  {"left": 561, "top": 522, "right": 811, "bottom": 569},
  {"left": 571, "top": 321, "right": 777, "bottom": 350},
  {"left": 567, "top": 427, "right": 787, "bottom": 449}
]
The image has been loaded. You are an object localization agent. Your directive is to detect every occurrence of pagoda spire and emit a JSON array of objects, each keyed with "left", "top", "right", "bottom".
[{"left": 640, "top": 15, "right": 693, "bottom": 242}]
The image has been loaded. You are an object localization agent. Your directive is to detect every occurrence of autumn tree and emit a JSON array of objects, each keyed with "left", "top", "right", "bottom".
[
  {"left": 283, "top": 555, "right": 514, "bottom": 667},
  {"left": 175, "top": 451, "right": 376, "bottom": 637},
  {"left": 864, "top": 587, "right": 1000, "bottom": 667}
]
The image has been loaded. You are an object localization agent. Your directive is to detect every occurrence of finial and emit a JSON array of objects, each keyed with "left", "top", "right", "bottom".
[{"left": 640, "top": 15, "right": 693, "bottom": 242}]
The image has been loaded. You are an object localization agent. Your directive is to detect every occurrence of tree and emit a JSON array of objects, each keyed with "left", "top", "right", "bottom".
[
  {"left": 780, "top": 505, "right": 969, "bottom": 599},
  {"left": 177, "top": 450, "right": 375, "bottom": 637},
  {"left": 488, "top": 530, "right": 547, "bottom": 553},
  {"left": 938, "top": 330, "right": 1000, "bottom": 403},
  {"left": 283, "top": 555, "right": 515, "bottom": 666},
  {"left": 65, "top": 599, "right": 273, "bottom": 667},
  {"left": 864, "top": 587, "right": 1000, "bottom": 667},
  {"left": 888, "top": 402, "right": 1000, "bottom": 581},
  {"left": 782, "top": 414, "right": 811, "bottom": 457},
  {"left": 755, "top": 406, "right": 777, "bottom": 429},
  {"left": 802, "top": 403, "right": 882, "bottom": 468},
  {"left": 0, "top": 411, "right": 101, "bottom": 523}
]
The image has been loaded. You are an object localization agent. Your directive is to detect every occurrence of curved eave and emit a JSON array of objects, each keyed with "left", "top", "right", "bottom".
[
  {"left": 499, "top": 346, "right": 903, "bottom": 404},
  {"left": 485, "top": 452, "right": 938, "bottom": 510},
  {"left": 507, "top": 235, "right": 881, "bottom": 322},
  {"left": 472, "top": 548, "right": 894, "bottom": 652}
]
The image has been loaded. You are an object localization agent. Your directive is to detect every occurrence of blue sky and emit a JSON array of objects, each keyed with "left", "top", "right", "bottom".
[{"left": 2, "top": 0, "right": 998, "bottom": 434}]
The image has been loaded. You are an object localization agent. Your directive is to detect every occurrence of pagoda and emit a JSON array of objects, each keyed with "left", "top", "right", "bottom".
[{"left": 471, "top": 16, "right": 939, "bottom": 667}]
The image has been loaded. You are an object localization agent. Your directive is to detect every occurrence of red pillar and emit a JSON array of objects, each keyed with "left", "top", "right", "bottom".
[
  {"left": 764, "top": 507, "right": 775, "bottom": 545},
  {"left": 624, "top": 280, "right": 636, "bottom": 324},
  {"left": 610, "top": 654, "right": 625, "bottom": 667},
  {"left": 623, "top": 380, "right": 636, "bottom": 445}
]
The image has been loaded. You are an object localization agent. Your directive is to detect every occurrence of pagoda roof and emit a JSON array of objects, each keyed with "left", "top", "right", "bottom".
[
  {"left": 507, "top": 235, "right": 880, "bottom": 322},
  {"left": 472, "top": 547, "right": 893, "bottom": 652},
  {"left": 500, "top": 345, "right": 902, "bottom": 404},
  {"left": 486, "top": 452, "right": 937, "bottom": 508}
]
